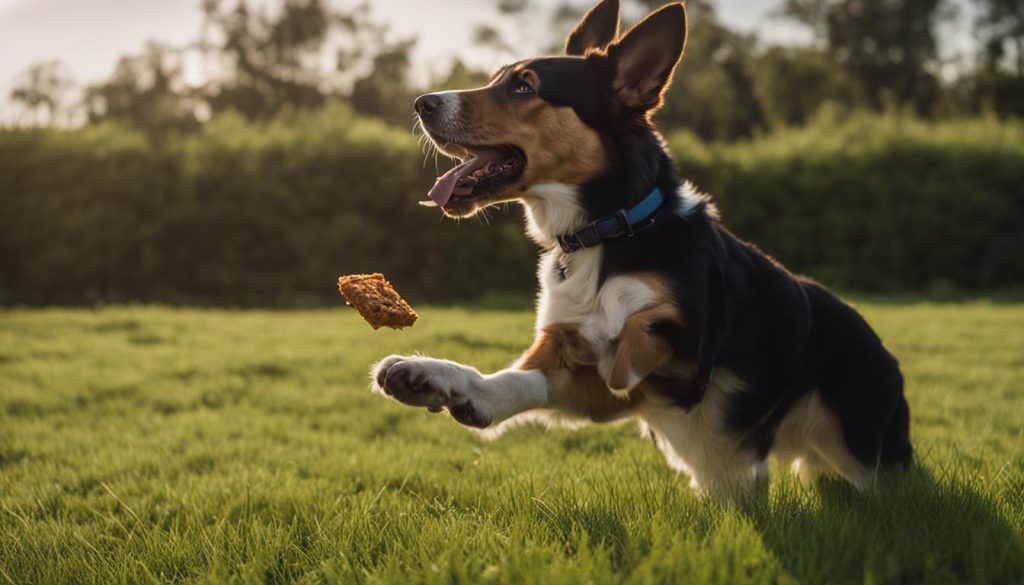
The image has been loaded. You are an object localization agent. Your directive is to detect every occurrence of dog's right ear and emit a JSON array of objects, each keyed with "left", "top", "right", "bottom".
[
  {"left": 565, "top": 0, "right": 620, "bottom": 56},
  {"left": 605, "top": 2, "right": 687, "bottom": 114}
]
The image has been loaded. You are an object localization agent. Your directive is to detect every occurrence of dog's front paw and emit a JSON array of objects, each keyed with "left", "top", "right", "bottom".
[
  {"left": 369, "top": 355, "right": 492, "bottom": 428},
  {"left": 377, "top": 357, "right": 449, "bottom": 409},
  {"left": 372, "top": 355, "right": 408, "bottom": 392}
]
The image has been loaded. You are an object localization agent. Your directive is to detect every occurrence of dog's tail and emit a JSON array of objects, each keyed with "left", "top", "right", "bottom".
[{"left": 880, "top": 373, "right": 913, "bottom": 470}]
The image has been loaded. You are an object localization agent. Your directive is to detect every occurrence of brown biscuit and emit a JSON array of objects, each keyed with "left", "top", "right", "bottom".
[{"left": 337, "top": 273, "right": 418, "bottom": 330}]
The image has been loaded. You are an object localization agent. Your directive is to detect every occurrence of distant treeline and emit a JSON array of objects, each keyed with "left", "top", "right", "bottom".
[
  {"left": 1, "top": 104, "right": 1022, "bottom": 306},
  {"left": 7, "top": 0, "right": 1024, "bottom": 143}
]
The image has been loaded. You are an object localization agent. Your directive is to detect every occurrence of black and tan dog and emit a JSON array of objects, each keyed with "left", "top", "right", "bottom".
[{"left": 372, "top": 0, "right": 911, "bottom": 496}]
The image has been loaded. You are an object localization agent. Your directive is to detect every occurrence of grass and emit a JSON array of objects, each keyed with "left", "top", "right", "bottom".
[{"left": 1, "top": 302, "right": 1023, "bottom": 584}]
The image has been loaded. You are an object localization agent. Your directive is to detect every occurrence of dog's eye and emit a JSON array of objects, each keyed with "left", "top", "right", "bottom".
[{"left": 513, "top": 80, "right": 534, "bottom": 95}]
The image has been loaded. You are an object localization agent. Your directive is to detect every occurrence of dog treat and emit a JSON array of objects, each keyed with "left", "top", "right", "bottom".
[{"left": 337, "top": 273, "right": 418, "bottom": 330}]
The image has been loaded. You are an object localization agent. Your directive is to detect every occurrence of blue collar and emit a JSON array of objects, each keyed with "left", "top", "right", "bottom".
[{"left": 556, "top": 187, "right": 665, "bottom": 253}]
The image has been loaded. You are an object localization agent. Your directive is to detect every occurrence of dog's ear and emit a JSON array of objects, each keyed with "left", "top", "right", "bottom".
[
  {"left": 605, "top": 2, "right": 687, "bottom": 113},
  {"left": 565, "top": 0, "right": 620, "bottom": 56}
]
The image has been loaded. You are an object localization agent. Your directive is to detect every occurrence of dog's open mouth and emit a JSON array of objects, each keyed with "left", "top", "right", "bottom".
[{"left": 421, "top": 145, "right": 525, "bottom": 208}]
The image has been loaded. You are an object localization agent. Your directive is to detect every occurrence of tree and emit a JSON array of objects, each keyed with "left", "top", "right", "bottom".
[
  {"left": 472, "top": 25, "right": 516, "bottom": 59},
  {"left": 8, "top": 61, "right": 76, "bottom": 126},
  {"left": 972, "top": 0, "right": 1024, "bottom": 116},
  {"left": 977, "top": 0, "right": 1024, "bottom": 76},
  {"left": 200, "top": 0, "right": 331, "bottom": 118},
  {"left": 83, "top": 42, "right": 200, "bottom": 133},
  {"left": 429, "top": 60, "right": 490, "bottom": 93},
  {"left": 656, "top": 3, "right": 766, "bottom": 139},
  {"left": 783, "top": 0, "right": 952, "bottom": 114},
  {"left": 198, "top": 0, "right": 419, "bottom": 124},
  {"left": 752, "top": 46, "right": 862, "bottom": 127},
  {"left": 348, "top": 37, "right": 418, "bottom": 125}
]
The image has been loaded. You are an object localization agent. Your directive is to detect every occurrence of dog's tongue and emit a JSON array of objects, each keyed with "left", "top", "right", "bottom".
[
  {"left": 425, "top": 148, "right": 509, "bottom": 207},
  {"left": 427, "top": 159, "right": 475, "bottom": 207}
]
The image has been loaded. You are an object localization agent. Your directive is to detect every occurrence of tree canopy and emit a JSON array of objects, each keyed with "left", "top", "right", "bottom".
[{"left": 6, "top": 0, "right": 1024, "bottom": 139}]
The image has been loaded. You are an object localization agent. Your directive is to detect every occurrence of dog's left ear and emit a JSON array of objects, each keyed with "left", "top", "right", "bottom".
[
  {"left": 565, "top": 0, "right": 620, "bottom": 56},
  {"left": 605, "top": 2, "right": 687, "bottom": 113}
]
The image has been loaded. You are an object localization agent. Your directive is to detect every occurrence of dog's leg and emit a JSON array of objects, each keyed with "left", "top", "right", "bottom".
[
  {"left": 790, "top": 454, "right": 825, "bottom": 486},
  {"left": 371, "top": 324, "right": 630, "bottom": 428},
  {"left": 809, "top": 431, "right": 875, "bottom": 492},
  {"left": 604, "top": 303, "right": 679, "bottom": 393},
  {"left": 371, "top": 355, "right": 548, "bottom": 428}
]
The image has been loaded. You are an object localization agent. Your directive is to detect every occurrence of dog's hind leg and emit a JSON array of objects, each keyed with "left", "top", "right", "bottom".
[
  {"left": 789, "top": 453, "right": 825, "bottom": 486},
  {"left": 775, "top": 391, "right": 876, "bottom": 491}
]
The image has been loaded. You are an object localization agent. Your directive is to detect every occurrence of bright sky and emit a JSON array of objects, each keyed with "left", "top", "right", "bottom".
[{"left": 0, "top": 0, "right": 974, "bottom": 109}]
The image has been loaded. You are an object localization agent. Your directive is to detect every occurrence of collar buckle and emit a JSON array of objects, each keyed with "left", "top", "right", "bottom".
[
  {"left": 615, "top": 209, "right": 635, "bottom": 238},
  {"left": 555, "top": 186, "right": 665, "bottom": 254}
]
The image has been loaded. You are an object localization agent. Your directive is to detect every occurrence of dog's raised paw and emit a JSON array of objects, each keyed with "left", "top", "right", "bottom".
[
  {"left": 372, "top": 355, "right": 407, "bottom": 391},
  {"left": 379, "top": 360, "right": 447, "bottom": 409},
  {"left": 370, "top": 356, "right": 491, "bottom": 427}
]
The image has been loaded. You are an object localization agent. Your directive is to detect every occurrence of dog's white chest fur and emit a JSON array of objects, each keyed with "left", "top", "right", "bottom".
[
  {"left": 524, "top": 184, "right": 759, "bottom": 492},
  {"left": 538, "top": 248, "right": 652, "bottom": 348},
  {"left": 527, "top": 184, "right": 657, "bottom": 365}
]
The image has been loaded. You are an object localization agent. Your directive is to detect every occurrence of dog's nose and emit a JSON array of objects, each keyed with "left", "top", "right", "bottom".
[{"left": 415, "top": 93, "right": 443, "bottom": 117}]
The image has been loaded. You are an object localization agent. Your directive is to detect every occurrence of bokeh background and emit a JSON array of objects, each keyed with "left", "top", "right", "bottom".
[
  {"left": 1, "top": 0, "right": 1022, "bottom": 306},
  {"left": 3, "top": 4, "right": 1024, "bottom": 582}
]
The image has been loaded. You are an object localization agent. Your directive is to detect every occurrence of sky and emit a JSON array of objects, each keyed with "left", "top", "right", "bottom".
[{"left": 0, "top": 0, "right": 975, "bottom": 112}]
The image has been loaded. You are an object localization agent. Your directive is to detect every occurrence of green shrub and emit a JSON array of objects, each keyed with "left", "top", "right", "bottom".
[
  {"left": 671, "top": 110, "right": 1024, "bottom": 292},
  {"left": 0, "top": 104, "right": 534, "bottom": 305},
  {"left": 0, "top": 107, "right": 1021, "bottom": 306}
]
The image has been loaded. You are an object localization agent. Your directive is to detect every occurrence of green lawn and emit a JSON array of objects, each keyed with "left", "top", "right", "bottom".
[{"left": 1, "top": 303, "right": 1023, "bottom": 584}]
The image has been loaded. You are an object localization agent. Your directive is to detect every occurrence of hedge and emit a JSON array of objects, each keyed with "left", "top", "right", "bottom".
[
  {"left": 1, "top": 105, "right": 1021, "bottom": 306},
  {"left": 670, "top": 111, "right": 1024, "bottom": 293},
  {"left": 0, "top": 105, "right": 535, "bottom": 306}
]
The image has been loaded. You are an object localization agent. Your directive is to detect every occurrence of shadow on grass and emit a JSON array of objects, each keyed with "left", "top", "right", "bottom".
[{"left": 744, "top": 466, "right": 1024, "bottom": 584}]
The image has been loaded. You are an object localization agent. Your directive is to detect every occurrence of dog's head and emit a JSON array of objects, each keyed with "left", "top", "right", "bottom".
[{"left": 415, "top": 0, "right": 687, "bottom": 218}]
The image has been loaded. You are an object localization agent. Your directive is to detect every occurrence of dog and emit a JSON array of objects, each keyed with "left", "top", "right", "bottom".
[{"left": 371, "top": 0, "right": 912, "bottom": 497}]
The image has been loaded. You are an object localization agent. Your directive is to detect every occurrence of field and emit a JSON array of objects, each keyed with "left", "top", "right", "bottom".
[{"left": 1, "top": 303, "right": 1023, "bottom": 584}]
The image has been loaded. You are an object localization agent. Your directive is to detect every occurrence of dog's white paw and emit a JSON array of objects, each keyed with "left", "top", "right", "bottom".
[{"left": 370, "top": 355, "right": 492, "bottom": 428}]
